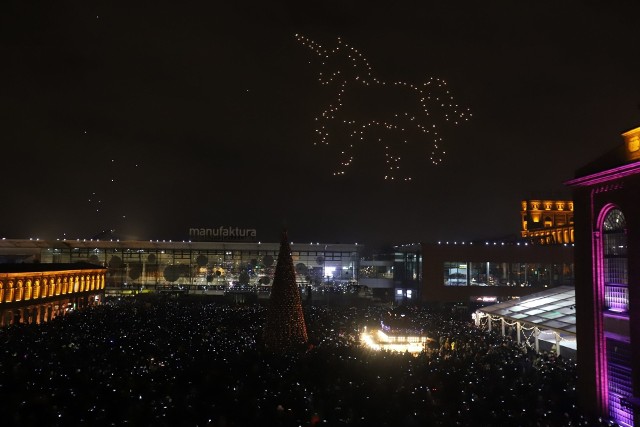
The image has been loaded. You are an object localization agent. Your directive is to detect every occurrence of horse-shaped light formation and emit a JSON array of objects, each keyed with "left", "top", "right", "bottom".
[{"left": 296, "top": 34, "right": 471, "bottom": 181}]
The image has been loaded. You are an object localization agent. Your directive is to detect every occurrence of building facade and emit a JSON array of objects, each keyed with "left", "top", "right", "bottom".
[
  {"left": 566, "top": 125, "right": 640, "bottom": 426},
  {"left": 419, "top": 241, "right": 574, "bottom": 305},
  {"left": 0, "top": 239, "right": 365, "bottom": 295},
  {"left": 0, "top": 262, "right": 106, "bottom": 327},
  {"left": 520, "top": 198, "right": 574, "bottom": 244}
]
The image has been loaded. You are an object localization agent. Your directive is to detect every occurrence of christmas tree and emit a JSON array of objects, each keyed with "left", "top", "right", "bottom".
[{"left": 263, "top": 229, "right": 308, "bottom": 352}]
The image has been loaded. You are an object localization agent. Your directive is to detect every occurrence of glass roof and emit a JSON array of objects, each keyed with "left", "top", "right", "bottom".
[{"left": 478, "top": 286, "right": 576, "bottom": 335}]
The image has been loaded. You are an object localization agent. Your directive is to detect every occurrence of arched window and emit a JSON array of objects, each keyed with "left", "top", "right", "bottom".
[
  {"left": 599, "top": 207, "right": 633, "bottom": 426},
  {"left": 602, "top": 208, "right": 627, "bottom": 312}
]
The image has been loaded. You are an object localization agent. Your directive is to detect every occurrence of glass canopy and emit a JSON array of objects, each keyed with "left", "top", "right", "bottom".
[{"left": 478, "top": 285, "right": 576, "bottom": 335}]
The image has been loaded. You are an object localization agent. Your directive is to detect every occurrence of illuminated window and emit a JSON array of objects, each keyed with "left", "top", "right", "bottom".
[
  {"left": 444, "top": 262, "right": 467, "bottom": 286},
  {"left": 602, "top": 209, "right": 628, "bottom": 312},
  {"left": 600, "top": 208, "right": 632, "bottom": 425},
  {"left": 606, "top": 339, "right": 633, "bottom": 426}
]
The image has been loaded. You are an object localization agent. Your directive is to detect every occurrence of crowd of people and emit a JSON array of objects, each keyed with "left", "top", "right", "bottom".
[{"left": 0, "top": 295, "right": 622, "bottom": 426}]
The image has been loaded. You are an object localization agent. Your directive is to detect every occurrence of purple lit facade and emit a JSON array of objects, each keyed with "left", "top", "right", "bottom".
[{"left": 566, "top": 126, "right": 640, "bottom": 426}]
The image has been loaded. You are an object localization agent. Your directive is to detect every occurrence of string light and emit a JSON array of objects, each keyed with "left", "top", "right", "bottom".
[{"left": 296, "top": 34, "right": 471, "bottom": 181}]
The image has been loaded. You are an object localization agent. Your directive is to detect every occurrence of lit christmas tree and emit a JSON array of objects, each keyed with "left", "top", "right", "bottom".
[{"left": 263, "top": 229, "right": 308, "bottom": 352}]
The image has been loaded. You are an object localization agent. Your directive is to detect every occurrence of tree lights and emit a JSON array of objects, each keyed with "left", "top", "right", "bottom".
[{"left": 263, "top": 229, "right": 308, "bottom": 352}]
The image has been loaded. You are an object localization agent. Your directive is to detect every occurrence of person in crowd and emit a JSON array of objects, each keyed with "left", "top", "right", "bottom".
[{"left": 0, "top": 296, "right": 620, "bottom": 427}]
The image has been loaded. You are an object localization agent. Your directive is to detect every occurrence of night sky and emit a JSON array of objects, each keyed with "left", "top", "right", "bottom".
[{"left": 2, "top": 1, "right": 640, "bottom": 249}]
